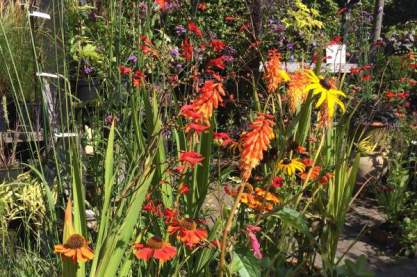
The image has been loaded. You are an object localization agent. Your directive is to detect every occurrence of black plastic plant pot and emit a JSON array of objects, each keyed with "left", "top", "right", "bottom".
[
  {"left": 76, "top": 78, "right": 100, "bottom": 103},
  {"left": 0, "top": 166, "right": 23, "bottom": 182}
]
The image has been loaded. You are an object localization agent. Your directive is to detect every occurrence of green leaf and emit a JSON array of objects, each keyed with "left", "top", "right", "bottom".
[
  {"left": 273, "top": 207, "right": 312, "bottom": 239},
  {"left": 230, "top": 251, "right": 261, "bottom": 277}
]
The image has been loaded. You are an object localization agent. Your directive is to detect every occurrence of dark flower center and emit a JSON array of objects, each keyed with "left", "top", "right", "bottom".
[
  {"left": 319, "top": 78, "right": 332, "bottom": 90},
  {"left": 64, "top": 234, "right": 86, "bottom": 249},
  {"left": 147, "top": 237, "right": 164, "bottom": 249},
  {"left": 282, "top": 158, "right": 291, "bottom": 165}
]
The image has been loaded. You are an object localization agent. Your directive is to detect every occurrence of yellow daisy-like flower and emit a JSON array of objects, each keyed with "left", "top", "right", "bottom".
[
  {"left": 277, "top": 158, "right": 305, "bottom": 176},
  {"left": 304, "top": 70, "right": 346, "bottom": 119}
]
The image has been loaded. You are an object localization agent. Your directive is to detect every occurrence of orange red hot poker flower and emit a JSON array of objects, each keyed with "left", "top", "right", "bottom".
[
  {"left": 239, "top": 113, "right": 275, "bottom": 181},
  {"left": 264, "top": 49, "right": 290, "bottom": 93},
  {"left": 180, "top": 80, "right": 225, "bottom": 125}
]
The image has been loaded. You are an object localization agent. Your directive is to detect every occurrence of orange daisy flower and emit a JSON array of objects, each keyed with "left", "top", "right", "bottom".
[
  {"left": 264, "top": 49, "right": 290, "bottom": 93},
  {"left": 54, "top": 234, "right": 94, "bottom": 263},
  {"left": 225, "top": 185, "right": 280, "bottom": 212},
  {"left": 239, "top": 113, "right": 275, "bottom": 181},
  {"left": 168, "top": 219, "right": 208, "bottom": 248},
  {"left": 134, "top": 237, "right": 176, "bottom": 262}
]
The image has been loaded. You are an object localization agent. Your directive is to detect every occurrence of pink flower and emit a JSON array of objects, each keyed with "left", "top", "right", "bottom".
[{"left": 246, "top": 225, "right": 263, "bottom": 259}]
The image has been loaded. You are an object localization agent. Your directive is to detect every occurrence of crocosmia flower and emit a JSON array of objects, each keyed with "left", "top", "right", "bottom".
[
  {"left": 181, "top": 37, "right": 193, "bottom": 61},
  {"left": 210, "top": 39, "right": 225, "bottom": 52},
  {"left": 187, "top": 21, "right": 203, "bottom": 37},
  {"left": 134, "top": 237, "right": 176, "bottom": 262},
  {"left": 184, "top": 122, "right": 209, "bottom": 134},
  {"left": 119, "top": 65, "right": 132, "bottom": 75},
  {"left": 179, "top": 151, "right": 204, "bottom": 168}
]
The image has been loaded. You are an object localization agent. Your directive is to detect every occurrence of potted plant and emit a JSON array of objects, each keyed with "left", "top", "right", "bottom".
[{"left": 69, "top": 36, "right": 103, "bottom": 103}]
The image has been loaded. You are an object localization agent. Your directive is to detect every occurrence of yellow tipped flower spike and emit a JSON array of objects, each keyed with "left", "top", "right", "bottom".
[{"left": 304, "top": 70, "right": 346, "bottom": 118}]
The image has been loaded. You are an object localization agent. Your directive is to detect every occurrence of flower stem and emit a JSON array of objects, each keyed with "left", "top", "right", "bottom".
[{"left": 218, "top": 182, "right": 246, "bottom": 277}]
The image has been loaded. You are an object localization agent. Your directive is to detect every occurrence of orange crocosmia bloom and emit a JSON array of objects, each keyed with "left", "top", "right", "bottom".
[
  {"left": 239, "top": 113, "right": 275, "bottom": 181},
  {"left": 139, "top": 35, "right": 158, "bottom": 57},
  {"left": 134, "top": 237, "right": 176, "bottom": 262},
  {"left": 264, "top": 49, "right": 289, "bottom": 93},
  {"left": 178, "top": 183, "right": 190, "bottom": 194},
  {"left": 181, "top": 37, "right": 193, "bottom": 61},
  {"left": 179, "top": 151, "right": 204, "bottom": 168},
  {"left": 187, "top": 21, "right": 203, "bottom": 38},
  {"left": 300, "top": 166, "right": 321, "bottom": 181},
  {"left": 132, "top": 70, "right": 144, "bottom": 87},
  {"left": 319, "top": 172, "right": 334, "bottom": 185},
  {"left": 210, "top": 39, "right": 225, "bottom": 52},
  {"left": 180, "top": 104, "right": 202, "bottom": 120},
  {"left": 214, "top": 132, "right": 236, "bottom": 147},
  {"left": 54, "top": 234, "right": 94, "bottom": 263},
  {"left": 184, "top": 122, "right": 209, "bottom": 134},
  {"left": 197, "top": 2, "right": 208, "bottom": 11},
  {"left": 287, "top": 70, "right": 310, "bottom": 112},
  {"left": 208, "top": 56, "right": 226, "bottom": 70},
  {"left": 168, "top": 219, "right": 208, "bottom": 248},
  {"left": 191, "top": 80, "right": 226, "bottom": 123},
  {"left": 119, "top": 65, "right": 132, "bottom": 75}
]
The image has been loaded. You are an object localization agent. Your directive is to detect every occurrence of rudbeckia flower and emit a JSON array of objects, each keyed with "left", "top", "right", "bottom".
[
  {"left": 277, "top": 158, "right": 305, "bottom": 176},
  {"left": 134, "top": 237, "right": 176, "bottom": 262},
  {"left": 305, "top": 70, "right": 346, "bottom": 119},
  {"left": 54, "top": 234, "right": 94, "bottom": 263},
  {"left": 168, "top": 219, "right": 208, "bottom": 248}
]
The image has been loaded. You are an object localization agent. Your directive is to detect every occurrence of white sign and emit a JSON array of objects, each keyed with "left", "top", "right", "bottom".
[{"left": 326, "top": 44, "right": 346, "bottom": 64}]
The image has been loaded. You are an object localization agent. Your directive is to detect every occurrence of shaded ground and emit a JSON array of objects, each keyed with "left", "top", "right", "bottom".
[
  {"left": 337, "top": 198, "right": 417, "bottom": 276},
  {"left": 203, "top": 186, "right": 417, "bottom": 276}
]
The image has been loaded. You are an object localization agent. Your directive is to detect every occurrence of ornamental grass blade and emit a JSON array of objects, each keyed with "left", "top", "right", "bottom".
[
  {"left": 95, "top": 160, "right": 155, "bottom": 277},
  {"left": 90, "top": 121, "right": 115, "bottom": 276}
]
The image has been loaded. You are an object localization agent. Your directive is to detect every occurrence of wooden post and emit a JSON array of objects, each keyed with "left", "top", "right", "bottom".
[{"left": 372, "top": 0, "right": 385, "bottom": 44}]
